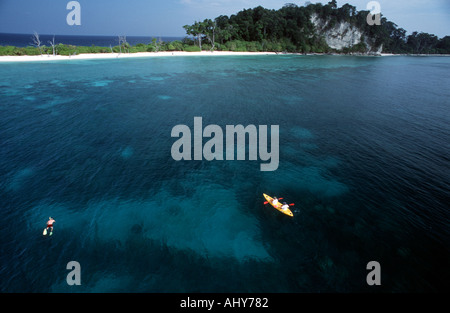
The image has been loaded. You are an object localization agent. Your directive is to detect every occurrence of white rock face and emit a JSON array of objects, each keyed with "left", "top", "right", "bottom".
[
  {"left": 325, "top": 22, "right": 362, "bottom": 50},
  {"left": 311, "top": 13, "right": 380, "bottom": 52}
]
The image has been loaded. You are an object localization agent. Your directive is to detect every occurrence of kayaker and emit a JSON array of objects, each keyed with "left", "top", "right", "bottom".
[
  {"left": 281, "top": 202, "right": 290, "bottom": 211},
  {"left": 272, "top": 197, "right": 279, "bottom": 205}
]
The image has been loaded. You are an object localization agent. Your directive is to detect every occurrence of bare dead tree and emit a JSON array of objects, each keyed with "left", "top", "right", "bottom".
[
  {"left": 117, "top": 36, "right": 123, "bottom": 54},
  {"left": 123, "top": 35, "right": 130, "bottom": 53},
  {"left": 31, "top": 31, "right": 42, "bottom": 55},
  {"left": 48, "top": 36, "right": 57, "bottom": 56},
  {"left": 117, "top": 35, "right": 129, "bottom": 54}
]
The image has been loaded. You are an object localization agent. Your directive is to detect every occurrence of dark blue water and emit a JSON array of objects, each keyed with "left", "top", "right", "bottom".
[
  {"left": 0, "top": 33, "right": 184, "bottom": 47},
  {"left": 0, "top": 55, "right": 449, "bottom": 292}
]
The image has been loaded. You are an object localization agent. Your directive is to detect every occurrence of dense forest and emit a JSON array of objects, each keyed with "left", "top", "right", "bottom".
[
  {"left": 182, "top": 1, "right": 450, "bottom": 54},
  {"left": 1, "top": 1, "right": 449, "bottom": 56}
]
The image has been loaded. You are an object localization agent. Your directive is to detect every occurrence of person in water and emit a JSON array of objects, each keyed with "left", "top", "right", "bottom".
[
  {"left": 46, "top": 217, "right": 55, "bottom": 233},
  {"left": 281, "top": 202, "right": 290, "bottom": 211}
]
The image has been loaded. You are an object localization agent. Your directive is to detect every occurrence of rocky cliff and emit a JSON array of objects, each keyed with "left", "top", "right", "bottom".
[{"left": 311, "top": 13, "right": 383, "bottom": 54}]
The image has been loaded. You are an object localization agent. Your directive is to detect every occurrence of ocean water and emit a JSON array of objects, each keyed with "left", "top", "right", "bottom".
[
  {"left": 0, "top": 33, "right": 184, "bottom": 47},
  {"left": 0, "top": 55, "right": 449, "bottom": 292}
]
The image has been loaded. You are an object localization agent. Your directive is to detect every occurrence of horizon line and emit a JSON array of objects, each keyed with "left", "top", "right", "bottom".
[{"left": 0, "top": 31, "right": 187, "bottom": 38}]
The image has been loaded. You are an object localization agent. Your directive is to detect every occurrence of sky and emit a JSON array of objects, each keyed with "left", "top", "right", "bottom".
[{"left": 0, "top": 0, "right": 449, "bottom": 38}]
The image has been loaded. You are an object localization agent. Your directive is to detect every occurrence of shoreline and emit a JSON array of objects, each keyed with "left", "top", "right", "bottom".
[
  {"left": 0, "top": 51, "right": 276, "bottom": 62},
  {"left": 0, "top": 51, "right": 449, "bottom": 62}
]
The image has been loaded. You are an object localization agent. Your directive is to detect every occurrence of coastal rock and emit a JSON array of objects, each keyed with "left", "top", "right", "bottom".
[{"left": 311, "top": 13, "right": 382, "bottom": 54}]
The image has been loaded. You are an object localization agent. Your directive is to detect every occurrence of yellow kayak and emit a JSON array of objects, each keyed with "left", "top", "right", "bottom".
[{"left": 263, "top": 193, "right": 294, "bottom": 217}]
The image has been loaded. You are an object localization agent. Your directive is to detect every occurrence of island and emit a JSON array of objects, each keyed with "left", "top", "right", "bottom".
[{"left": 1, "top": 1, "right": 449, "bottom": 60}]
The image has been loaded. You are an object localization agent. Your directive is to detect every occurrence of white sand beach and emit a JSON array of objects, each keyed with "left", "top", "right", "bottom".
[
  {"left": 2, "top": 51, "right": 446, "bottom": 62},
  {"left": 0, "top": 51, "right": 277, "bottom": 62}
]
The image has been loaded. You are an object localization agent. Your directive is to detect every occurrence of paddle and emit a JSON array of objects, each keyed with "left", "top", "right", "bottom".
[
  {"left": 264, "top": 197, "right": 283, "bottom": 205},
  {"left": 263, "top": 201, "right": 294, "bottom": 206}
]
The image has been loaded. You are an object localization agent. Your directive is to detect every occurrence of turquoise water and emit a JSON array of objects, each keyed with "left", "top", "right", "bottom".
[{"left": 0, "top": 55, "right": 449, "bottom": 292}]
